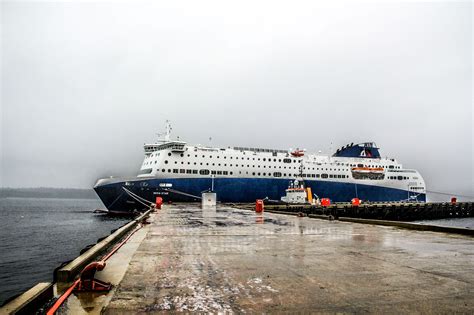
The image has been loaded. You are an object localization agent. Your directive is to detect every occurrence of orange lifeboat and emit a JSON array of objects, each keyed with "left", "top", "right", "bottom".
[
  {"left": 290, "top": 149, "right": 304, "bottom": 157},
  {"left": 351, "top": 167, "right": 385, "bottom": 180},
  {"left": 351, "top": 167, "right": 384, "bottom": 173}
]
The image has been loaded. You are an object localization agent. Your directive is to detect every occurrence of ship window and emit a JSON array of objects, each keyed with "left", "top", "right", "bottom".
[
  {"left": 278, "top": 159, "right": 281, "bottom": 162},
  {"left": 185, "top": 170, "right": 191, "bottom": 174},
  {"left": 357, "top": 164, "right": 363, "bottom": 167},
  {"left": 223, "top": 171, "right": 228, "bottom": 175},
  {"left": 174, "top": 161, "right": 177, "bottom": 164},
  {"left": 217, "top": 156, "right": 219, "bottom": 159},
  {"left": 316, "top": 174, "right": 320, "bottom": 178},
  {"left": 192, "top": 170, "right": 198, "bottom": 174},
  {"left": 217, "top": 171, "right": 222, "bottom": 175},
  {"left": 211, "top": 171, "right": 216, "bottom": 175},
  {"left": 168, "top": 169, "right": 171, "bottom": 172},
  {"left": 321, "top": 174, "right": 328, "bottom": 178},
  {"left": 258, "top": 173, "right": 261, "bottom": 176},
  {"left": 263, "top": 158, "right": 266, "bottom": 161},
  {"left": 329, "top": 174, "right": 333, "bottom": 178},
  {"left": 283, "top": 158, "right": 291, "bottom": 163},
  {"left": 179, "top": 169, "right": 185, "bottom": 173},
  {"left": 398, "top": 176, "right": 403, "bottom": 180},
  {"left": 273, "top": 172, "right": 282, "bottom": 177},
  {"left": 164, "top": 160, "right": 168, "bottom": 164},
  {"left": 252, "top": 172, "right": 255, "bottom": 175},
  {"left": 199, "top": 169, "right": 210, "bottom": 175},
  {"left": 389, "top": 165, "right": 394, "bottom": 169},
  {"left": 173, "top": 169, "right": 178, "bottom": 173},
  {"left": 230, "top": 171, "right": 233, "bottom": 175},
  {"left": 180, "top": 154, "right": 184, "bottom": 157},
  {"left": 168, "top": 153, "right": 171, "bottom": 156},
  {"left": 139, "top": 168, "right": 153, "bottom": 174},
  {"left": 162, "top": 169, "right": 165, "bottom": 172}
]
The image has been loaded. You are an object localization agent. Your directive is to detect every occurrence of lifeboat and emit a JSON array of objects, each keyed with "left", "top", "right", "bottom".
[
  {"left": 351, "top": 167, "right": 384, "bottom": 173},
  {"left": 351, "top": 167, "right": 385, "bottom": 180},
  {"left": 290, "top": 149, "right": 304, "bottom": 157}
]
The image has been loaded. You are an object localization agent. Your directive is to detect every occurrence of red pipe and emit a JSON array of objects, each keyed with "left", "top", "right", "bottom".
[
  {"left": 102, "top": 226, "right": 141, "bottom": 262},
  {"left": 46, "top": 280, "right": 79, "bottom": 315},
  {"left": 47, "top": 225, "right": 143, "bottom": 314}
]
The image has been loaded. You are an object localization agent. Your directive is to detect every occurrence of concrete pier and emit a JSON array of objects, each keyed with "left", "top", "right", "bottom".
[{"left": 62, "top": 204, "right": 474, "bottom": 314}]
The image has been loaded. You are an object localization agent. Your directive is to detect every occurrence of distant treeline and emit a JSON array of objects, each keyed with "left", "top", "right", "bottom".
[{"left": 0, "top": 188, "right": 97, "bottom": 199}]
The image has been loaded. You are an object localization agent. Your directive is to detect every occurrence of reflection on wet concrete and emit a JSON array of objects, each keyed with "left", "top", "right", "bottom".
[{"left": 92, "top": 204, "right": 474, "bottom": 313}]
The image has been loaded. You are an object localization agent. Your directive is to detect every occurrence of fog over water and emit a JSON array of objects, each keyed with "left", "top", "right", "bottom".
[{"left": 1, "top": 1, "right": 473, "bottom": 197}]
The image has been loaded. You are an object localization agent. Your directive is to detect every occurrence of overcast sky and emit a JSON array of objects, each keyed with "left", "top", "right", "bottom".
[{"left": 1, "top": 1, "right": 472, "bottom": 196}]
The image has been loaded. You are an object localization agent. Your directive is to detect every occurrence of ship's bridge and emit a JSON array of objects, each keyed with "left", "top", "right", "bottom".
[
  {"left": 144, "top": 141, "right": 186, "bottom": 154},
  {"left": 333, "top": 142, "right": 381, "bottom": 159}
]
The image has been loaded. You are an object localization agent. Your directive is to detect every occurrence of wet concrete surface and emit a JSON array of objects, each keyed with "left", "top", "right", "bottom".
[
  {"left": 92, "top": 204, "right": 473, "bottom": 313},
  {"left": 60, "top": 225, "right": 149, "bottom": 315}
]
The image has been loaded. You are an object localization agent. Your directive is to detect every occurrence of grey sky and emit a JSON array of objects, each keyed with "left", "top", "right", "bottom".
[{"left": 1, "top": 1, "right": 473, "bottom": 196}]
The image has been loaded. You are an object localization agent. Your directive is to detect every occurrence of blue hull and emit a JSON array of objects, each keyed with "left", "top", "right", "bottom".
[{"left": 94, "top": 177, "right": 426, "bottom": 213}]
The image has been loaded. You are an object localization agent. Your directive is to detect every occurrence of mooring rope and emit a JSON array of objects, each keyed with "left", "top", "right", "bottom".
[
  {"left": 122, "top": 187, "right": 154, "bottom": 208},
  {"left": 426, "top": 190, "right": 474, "bottom": 199}
]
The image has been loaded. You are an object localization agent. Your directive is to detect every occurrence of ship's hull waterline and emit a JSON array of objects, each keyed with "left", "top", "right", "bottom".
[{"left": 94, "top": 177, "right": 426, "bottom": 213}]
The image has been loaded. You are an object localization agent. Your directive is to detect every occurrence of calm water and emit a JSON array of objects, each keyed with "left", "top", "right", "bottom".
[{"left": 0, "top": 197, "right": 130, "bottom": 305}]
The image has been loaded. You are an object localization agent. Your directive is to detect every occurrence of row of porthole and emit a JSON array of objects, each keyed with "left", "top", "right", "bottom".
[
  {"left": 163, "top": 160, "right": 352, "bottom": 172},
  {"left": 161, "top": 155, "right": 400, "bottom": 171},
  {"left": 172, "top": 152, "right": 303, "bottom": 163},
  {"left": 156, "top": 168, "right": 352, "bottom": 180},
  {"left": 388, "top": 176, "right": 409, "bottom": 180},
  {"left": 166, "top": 151, "right": 402, "bottom": 170}
]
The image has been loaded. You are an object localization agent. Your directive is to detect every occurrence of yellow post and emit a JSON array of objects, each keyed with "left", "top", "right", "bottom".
[{"left": 306, "top": 187, "right": 313, "bottom": 203}]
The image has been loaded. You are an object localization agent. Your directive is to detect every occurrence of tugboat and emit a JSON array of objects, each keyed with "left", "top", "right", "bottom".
[{"left": 280, "top": 179, "right": 311, "bottom": 204}]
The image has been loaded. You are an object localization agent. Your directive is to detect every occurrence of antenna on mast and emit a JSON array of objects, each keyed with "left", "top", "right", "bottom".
[{"left": 164, "top": 120, "right": 172, "bottom": 142}]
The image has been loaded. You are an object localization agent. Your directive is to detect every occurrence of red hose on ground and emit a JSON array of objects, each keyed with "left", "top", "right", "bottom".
[
  {"left": 46, "top": 280, "right": 79, "bottom": 315},
  {"left": 46, "top": 224, "right": 143, "bottom": 314}
]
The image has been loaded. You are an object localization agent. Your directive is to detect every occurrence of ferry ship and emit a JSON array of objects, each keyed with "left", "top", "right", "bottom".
[{"left": 94, "top": 122, "right": 426, "bottom": 213}]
